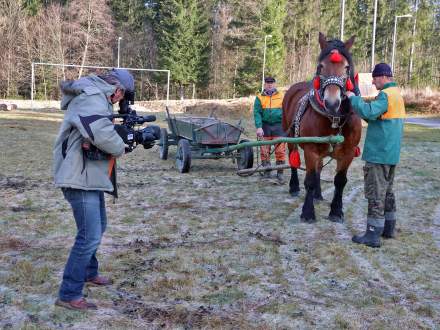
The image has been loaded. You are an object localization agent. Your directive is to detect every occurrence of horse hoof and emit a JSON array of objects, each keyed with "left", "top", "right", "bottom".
[
  {"left": 301, "top": 217, "right": 317, "bottom": 224},
  {"left": 290, "top": 190, "right": 300, "bottom": 197},
  {"left": 328, "top": 215, "right": 344, "bottom": 223}
]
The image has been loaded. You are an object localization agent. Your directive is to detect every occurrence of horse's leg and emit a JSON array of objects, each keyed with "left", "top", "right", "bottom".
[
  {"left": 301, "top": 147, "right": 320, "bottom": 223},
  {"left": 328, "top": 157, "right": 353, "bottom": 223},
  {"left": 287, "top": 143, "right": 300, "bottom": 197},
  {"left": 314, "top": 159, "right": 324, "bottom": 201}
]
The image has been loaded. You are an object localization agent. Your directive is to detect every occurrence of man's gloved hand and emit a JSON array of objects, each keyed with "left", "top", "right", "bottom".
[{"left": 256, "top": 127, "right": 264, "bottom": 138}]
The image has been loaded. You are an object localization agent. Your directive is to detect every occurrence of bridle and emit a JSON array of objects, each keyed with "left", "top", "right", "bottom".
[
  {"left": 312, "top": 50, "right": 355, "bottom": 109},
  {"left": 307, "top": 49, "right": 359, "bottom": 129},
  {"left": 290, "top": 47, "right": 359, "bottom": 138}
]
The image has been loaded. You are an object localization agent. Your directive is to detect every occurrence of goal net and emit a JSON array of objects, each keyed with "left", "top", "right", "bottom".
[{"left": 31, "top": 62, "right": 170, "bottom": 106}]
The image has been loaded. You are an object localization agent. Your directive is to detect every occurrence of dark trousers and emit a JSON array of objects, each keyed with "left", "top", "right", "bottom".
[{"left": 363, "top": 162, "right": 396, "bottom": 227}]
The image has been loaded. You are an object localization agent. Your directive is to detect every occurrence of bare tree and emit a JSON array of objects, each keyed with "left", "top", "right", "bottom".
[{"left": 64, "top": 0, "right": 115, "bottom": 77}]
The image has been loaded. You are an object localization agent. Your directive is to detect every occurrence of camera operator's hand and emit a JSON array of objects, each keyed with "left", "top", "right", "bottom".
[
  {"left": 124, "top": 144, "right": 134, "bottom": 153},
  {"left": 114, "top": 124, "right": 133, "bottom": 145}
]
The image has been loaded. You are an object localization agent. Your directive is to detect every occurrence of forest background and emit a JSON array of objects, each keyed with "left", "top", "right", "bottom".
[{"left": 0, "top": 0, "right": 439, "bottom": 101}]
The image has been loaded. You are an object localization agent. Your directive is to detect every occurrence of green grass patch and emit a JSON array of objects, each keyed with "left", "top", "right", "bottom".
[
  {"left": 202, "top": 287, "right": 246, "bottom": 305},
  {"left": 7, "top": 260, "right": 50, "bottom": 286}
]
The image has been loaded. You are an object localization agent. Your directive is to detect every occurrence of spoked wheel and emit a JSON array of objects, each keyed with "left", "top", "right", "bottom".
[
  {"left": 159, "top": 128, "right": 169, "bottom": 160},
  {"left": 176, "top": 139, "right": 191, "bottom": 173},
  {"left": 236, "top": 139, "right": 254, "bottom": 176}
]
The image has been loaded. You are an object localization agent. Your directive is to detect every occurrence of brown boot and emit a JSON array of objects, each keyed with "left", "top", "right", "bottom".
[
  {"left": 86, "top": 275, "right": 112, "bottom": 286},
  {"left": 55, "top": 298, "right": 98, "bottom": 311}
]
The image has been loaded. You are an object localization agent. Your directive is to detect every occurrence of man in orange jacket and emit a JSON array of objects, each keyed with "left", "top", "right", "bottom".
[{"left": 254, "top": 76, "right": 286, "bottom": 182}]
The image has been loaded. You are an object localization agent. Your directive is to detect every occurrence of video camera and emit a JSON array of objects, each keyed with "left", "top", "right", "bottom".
[
  {"left": 112, "top": 112, "right": 160, "bottom": 152},
  {"left": 113, "top": 90, "right": 160, "bottom": 152},
  {"left": 82, "top": 91, "right": 160, "bottom": 160}
]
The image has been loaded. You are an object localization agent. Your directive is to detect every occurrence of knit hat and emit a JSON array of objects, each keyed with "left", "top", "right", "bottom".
[
  {"left": 264, "top": 76, "right": 276, "bottom": 83},
  {"left": 372, "top": 63, "right": 393, "bottom": 77},
  {"left": 108, "top": 68, "right": 135, "bottom": 92}
]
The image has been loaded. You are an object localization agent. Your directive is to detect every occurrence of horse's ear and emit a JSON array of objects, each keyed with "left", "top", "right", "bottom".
[
  {"left": 344, "top": 36, "right": 355, "bottom": 50},
  {"left": 319, "top": 32, "right": 328, "bottom": 50}
]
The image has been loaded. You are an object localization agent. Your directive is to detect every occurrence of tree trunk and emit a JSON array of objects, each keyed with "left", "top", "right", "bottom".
[
  {"left": 179, "top": 84, "right": 184, "bottom": 100},
  {"left": 408, "top": 0, "right": 418, "bottom": 83},
  {"left": 78, "top": 1, "right": 93, "bottom": 78}
]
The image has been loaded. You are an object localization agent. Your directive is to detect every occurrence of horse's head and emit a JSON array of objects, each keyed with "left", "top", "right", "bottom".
[{"left": 314, "top": 32, "right": 356, "bottom": 114}]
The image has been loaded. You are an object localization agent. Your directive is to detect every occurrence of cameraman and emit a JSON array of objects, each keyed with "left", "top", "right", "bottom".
[{"left": 53, "top": 69, "right": 134, "bottom": 310}]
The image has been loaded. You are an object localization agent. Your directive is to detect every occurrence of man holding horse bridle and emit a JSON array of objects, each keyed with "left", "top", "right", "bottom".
[
  {"left": 346, "top": 63, "right": 406, "bottom": 248},
  {"left": 254, "top": 76, "right": 286, "bottom": 182}
]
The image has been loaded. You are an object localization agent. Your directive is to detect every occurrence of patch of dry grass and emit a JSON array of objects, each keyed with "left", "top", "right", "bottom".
[
  {"left": 0, "top": 109, "right": 439, "bottom": 328},
  {"left": 402, "top": 87, "right": 440, "bottom": 114}
]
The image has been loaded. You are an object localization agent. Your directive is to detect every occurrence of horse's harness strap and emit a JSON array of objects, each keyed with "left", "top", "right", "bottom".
[
  {"left": 309, "top": 89, "right": 346, "bottom": 129},
  {"left": 289, "top": 89, "right": 350, "bottom": 138},
  {"left": 292, "top": 91, "right": 310, "bottom": 137},
  {"left": 320, "top": 75, "right": 347, "bottom": 91}
]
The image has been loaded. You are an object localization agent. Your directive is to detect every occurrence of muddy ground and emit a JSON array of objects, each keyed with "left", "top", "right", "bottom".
[{"left": 0, "top": 108, "right": 439, "bottom": 329}]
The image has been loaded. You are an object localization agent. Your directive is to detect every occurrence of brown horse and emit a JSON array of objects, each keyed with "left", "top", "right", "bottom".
[{"left": 282, "top": 32, "right": 362, "bottom": 223}]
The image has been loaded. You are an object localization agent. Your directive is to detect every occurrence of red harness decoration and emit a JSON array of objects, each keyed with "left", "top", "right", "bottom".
[
  {"left": 313, "top": 76, "right": 324, "bottom": 107},
  {"left": 289, "top": 150, "right": 301, "bottom": 168},
  {"left": 314, "top": 87, "right": 325, "bottom": 107},
  {"left": 330, "top": 51, "right": 343, "bottom": 63},
  {"left": 346, "top": 79, "right": 354, "bottom": 91},
  {"left": 354, "top": 146, "right": 361, "bottom": 157},
  {"left": 313, "top": 76, "right": 320, "bottom": 90}
]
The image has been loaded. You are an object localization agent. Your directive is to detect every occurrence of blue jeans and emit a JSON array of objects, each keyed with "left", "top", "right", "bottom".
[{"left": 59, "top": 188, "right": 107, "bottom": 301}]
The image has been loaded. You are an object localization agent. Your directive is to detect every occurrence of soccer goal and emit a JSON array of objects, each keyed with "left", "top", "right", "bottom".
[{"left": 31, "top": 62, "right": 170, "bottom": 107}]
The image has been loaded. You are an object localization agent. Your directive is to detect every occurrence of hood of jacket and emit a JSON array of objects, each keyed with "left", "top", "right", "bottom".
[{"left": 60, "top": 75, "right": 116, "bottom": 110}]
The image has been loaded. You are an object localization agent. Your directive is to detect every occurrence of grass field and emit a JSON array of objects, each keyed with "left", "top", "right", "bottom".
[{"left": 0, "top": 109, "right": 439, "bottom": 329}]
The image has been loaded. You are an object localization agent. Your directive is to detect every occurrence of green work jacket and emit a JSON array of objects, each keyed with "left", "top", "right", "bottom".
[
  {"left": 253, "top": 90, "right": 284, "bottom": 128},
  {"left": 349, "top": 82, "right": 405, "bottom": 165}
]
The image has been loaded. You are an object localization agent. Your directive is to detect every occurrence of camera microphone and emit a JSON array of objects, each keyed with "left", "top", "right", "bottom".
[{"left": 141, "top": 115, "right": 156, "bottom": 123}]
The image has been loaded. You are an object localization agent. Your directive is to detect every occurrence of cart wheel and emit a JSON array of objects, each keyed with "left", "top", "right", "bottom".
[
  {"left": 237, "top": 139, "right": 254, "bottom": 175},
  {"left": 159, "top": 128, "right": 169, "bottom": 160},
  {"left": 176, "top": 139, "right": 191, "bottom": 173}
]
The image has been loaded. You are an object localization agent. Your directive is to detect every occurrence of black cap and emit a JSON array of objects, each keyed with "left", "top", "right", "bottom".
[
  {"left": 372, "top": 63, "right": 393, "bottom": 78},
  {"left": 264, "top": 76, "right": 276, "bottom": 83}
]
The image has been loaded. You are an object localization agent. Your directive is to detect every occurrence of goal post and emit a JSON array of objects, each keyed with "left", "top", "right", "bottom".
[{"left": 31, "top": 62, "right": 170, "bottom": 108}]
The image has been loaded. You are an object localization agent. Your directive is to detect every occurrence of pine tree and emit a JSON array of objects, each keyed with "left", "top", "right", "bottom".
[
  {"left": 261, "top": 0, "right": 287, "bottom": 84},
  {"left": 226, "top": 0, "right": 262, "bottom": 95},
  {"left": 153, "top": 0, "right": 210, "bottom": 99}
]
